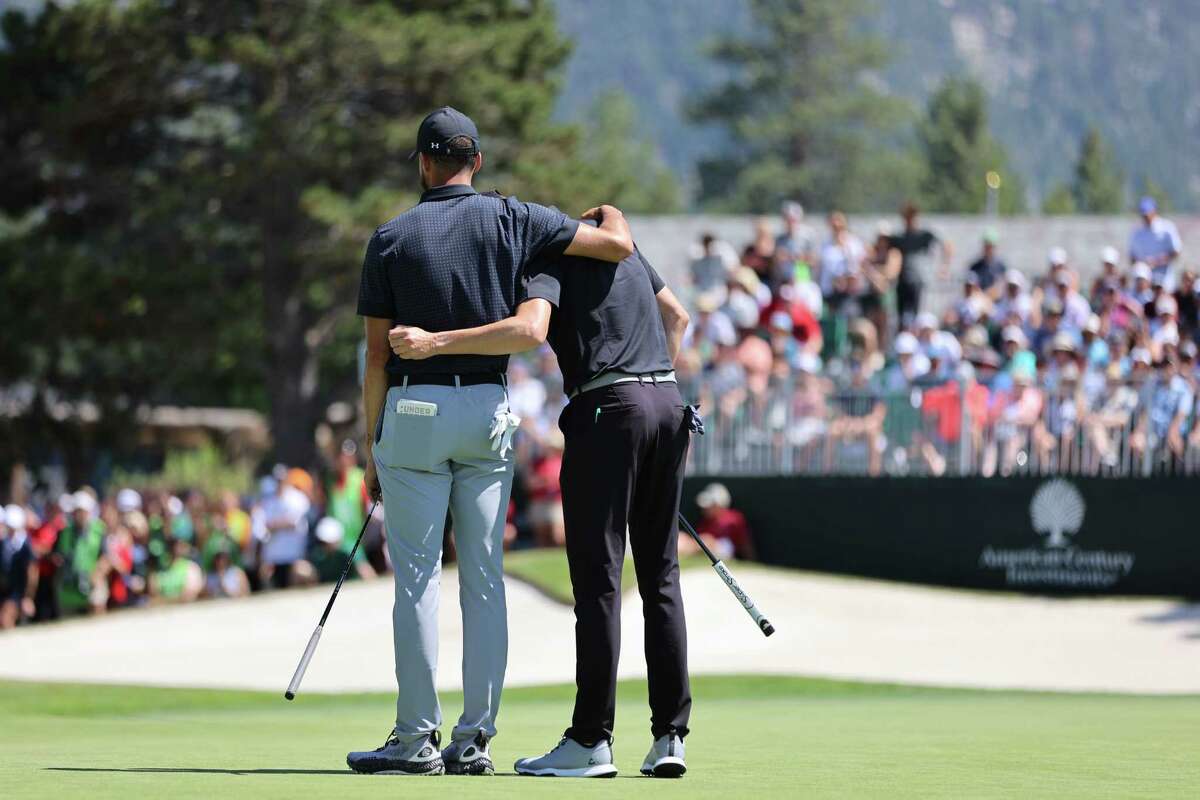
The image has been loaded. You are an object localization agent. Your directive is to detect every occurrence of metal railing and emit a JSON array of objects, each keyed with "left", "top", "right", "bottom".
[{"left": 683, "top": 377, "right": 1200, "bottom": 478}]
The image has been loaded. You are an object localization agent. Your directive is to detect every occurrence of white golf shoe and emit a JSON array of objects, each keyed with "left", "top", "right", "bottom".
[
  {"left": 514, "top": 735, "right": 618, "bottom": 778},
  {"left": 441, "top": 730, "right": 494, "bottom": 776},
  {"left": 346, "top": 729, "right": 444, "bottom": 775},
  {"left": 640, "top": 732, "right": 686, "bottom": 777}
]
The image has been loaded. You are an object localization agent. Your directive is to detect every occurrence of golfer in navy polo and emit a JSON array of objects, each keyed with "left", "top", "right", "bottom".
[{"left": 349, "top": 107, "right": 635, "bottom": 776}]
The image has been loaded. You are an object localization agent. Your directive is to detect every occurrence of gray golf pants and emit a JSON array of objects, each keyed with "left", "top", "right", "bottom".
[{"left": 372, "top": 380, "right": 513, "bottom": 744}]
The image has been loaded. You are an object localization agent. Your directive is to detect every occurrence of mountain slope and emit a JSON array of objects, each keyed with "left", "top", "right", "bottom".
[{"left": 553, "top": 0, "right": 1200, "bottom": 209}]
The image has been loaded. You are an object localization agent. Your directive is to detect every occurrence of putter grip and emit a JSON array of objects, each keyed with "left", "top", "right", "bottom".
[
  {"left": 713, "top": 561, "right": 775, "bottom": 638},
  {"left": 285, "top": 625, "right": 323, "bottom": 700}
]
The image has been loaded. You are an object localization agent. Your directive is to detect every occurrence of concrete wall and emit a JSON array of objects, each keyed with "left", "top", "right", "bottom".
[{"left": 630, "top": 214, "right": 1200, "bottom": 315}]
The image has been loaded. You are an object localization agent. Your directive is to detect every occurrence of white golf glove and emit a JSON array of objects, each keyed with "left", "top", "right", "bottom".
[{"left": 488, "top": 410, "right": 522, "bottom": 458}]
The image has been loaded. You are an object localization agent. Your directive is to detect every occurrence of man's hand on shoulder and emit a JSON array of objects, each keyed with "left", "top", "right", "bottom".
[
  {"left": 390, "top": 325, "right": 439, "bottom": 360},
  {"left": 566, "top": 204, "right": 633, "bottom": 262},
  {"left": 580, "top": 204, "right": 623, "bottom": 223}
]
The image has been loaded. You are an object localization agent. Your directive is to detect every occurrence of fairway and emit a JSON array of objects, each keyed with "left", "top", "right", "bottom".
[{"left": 1, "top": 677, "right": 1196, "bottom": 799}]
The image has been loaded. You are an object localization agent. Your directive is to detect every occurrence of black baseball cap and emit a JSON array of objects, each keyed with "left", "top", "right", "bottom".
[{"left": 409, "top": 106, "right": 480, "bottom": 161}]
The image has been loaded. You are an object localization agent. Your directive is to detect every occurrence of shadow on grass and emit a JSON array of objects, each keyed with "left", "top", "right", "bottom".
[
  {"left": 47, "top": 767, "right": 352, "bottom": 776},
  {"left": 46, "top": 766, "right": 641, "bottom": 779}
]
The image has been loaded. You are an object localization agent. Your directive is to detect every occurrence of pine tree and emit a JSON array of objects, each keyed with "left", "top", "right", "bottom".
[
  {"left": 1042, "top": 184, "right": 1077, "bottom": 215},
  {"left": 582, "top": 90, "right": 682, "bottom": 213},
  {"left": 0, "top": 0, "right": 602, "bottom": 468},
  {"left": 514, "top": 89, "right": 681, "bottom": 213},
  {"left": 689, "top": 0, "right": 915, "bottom": 212},
  {"left": 1071, "top": 127, "right": 1124, "bottom": 213},
  {"left": 916, "top": 77, "right": 1025, "bottom": 214}
]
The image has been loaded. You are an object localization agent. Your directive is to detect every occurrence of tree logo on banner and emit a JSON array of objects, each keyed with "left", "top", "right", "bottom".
[{"left": 1030, "top": 479, "right": 1085, "bottom": 548}]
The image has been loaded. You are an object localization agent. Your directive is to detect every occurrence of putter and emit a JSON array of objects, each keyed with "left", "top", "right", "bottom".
[
  {"left": 678, "top": 512, "right": 775, "bottom": 637},
  {"left": 284, "top": 500, "right": 379, "bottom": 700}
]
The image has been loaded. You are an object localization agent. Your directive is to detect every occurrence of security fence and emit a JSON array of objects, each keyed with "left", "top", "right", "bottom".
[{"left": 684, "top": 377, "right": 1200, "bottom": 478}]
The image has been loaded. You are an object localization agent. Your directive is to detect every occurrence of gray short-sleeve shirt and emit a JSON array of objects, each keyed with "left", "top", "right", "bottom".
[{"left": 524, "top": 244, "right": 672, "bottom": 395}]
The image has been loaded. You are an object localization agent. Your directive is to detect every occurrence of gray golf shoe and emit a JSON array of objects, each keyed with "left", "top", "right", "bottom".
[
  {"left": 640, "top": 733, "right": 686, "bottom": 778},
  {"left": 514, "top": 735, "right": 618, "bottom": 778},
  {"left": 346, "top": 729, "right": 444, "bottom": 775},
  {"left": 441, "top": 730, "right": 494, "bottom": 776}
]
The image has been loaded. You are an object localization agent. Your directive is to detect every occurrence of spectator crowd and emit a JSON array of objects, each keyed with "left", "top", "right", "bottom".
[
  {"left": 0, "top": 442, "right": 384, "bottom": 629},
  {"left": 672, "top": 196, "right": 1198, "bottom": 476},
  {"left": 2, "top": 196, "right": 1193, "bottom": 628},
  {"left": 0, "top": 453, "right": 761, "bottom": 631},
  {"left": 500, "top": 196, "right": 1196, "bottom": 478}
]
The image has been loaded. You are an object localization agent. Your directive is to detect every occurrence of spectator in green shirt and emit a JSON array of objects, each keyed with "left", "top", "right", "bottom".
[
  {"left": 327, "top": 441, "right": 366, "bottom": 552},
  {"left": 57, "top": 491, "right": 106, "bottom": 614},
  {"left": 327, "top": 441, "right": 376, "bottom": 578},
  {"left": 152, "top": 538, "right": 203, "bottom": 602}
]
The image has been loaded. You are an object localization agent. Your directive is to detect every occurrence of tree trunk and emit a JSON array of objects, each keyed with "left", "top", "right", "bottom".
[
  {"left": 261, "top": 230, "right": 322, "bottom": 469},
  {"left": 263, "top": 342, "right": 321, "bottom": 468}
]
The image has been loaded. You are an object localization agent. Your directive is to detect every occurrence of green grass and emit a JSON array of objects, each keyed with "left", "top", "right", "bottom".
[
  {"left": 503, "top": 548, "right": 710, "bottom": 604},
  {"left": 2, "top": 677, "right": 1197, "bottom": 799}
]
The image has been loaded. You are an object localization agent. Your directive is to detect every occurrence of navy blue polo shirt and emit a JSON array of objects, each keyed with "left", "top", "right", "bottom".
[
  {"left": 524, "top": 245, "right": 673, "bottom": 395},
  {"left": 357, "top": 184, "right": 578, "bottom": 375}
]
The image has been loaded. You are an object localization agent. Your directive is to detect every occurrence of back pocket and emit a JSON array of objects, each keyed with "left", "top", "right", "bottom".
[{"left": 375, "top": 402, "right": 439, "bottom": 470}]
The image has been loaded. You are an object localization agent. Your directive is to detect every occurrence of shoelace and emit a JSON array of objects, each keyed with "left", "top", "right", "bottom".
[
  {"left": 375, "top": 730, "right": 401, "bottom": 752},
  {"left": 375, "top": 729, "right": 439, "bottom": 752},
  {"left": 549, "top": 733, "right": 610, "bottom": 755}
]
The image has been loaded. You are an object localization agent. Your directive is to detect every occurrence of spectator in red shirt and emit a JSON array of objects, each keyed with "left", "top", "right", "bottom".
[
  {"left": 917, "top": 365, "right": 990, "bottom": 475},
  {"left": 527, "top": 431, "right": 566, "bottom": 547},
  {"left": 682, "top": 483, "right": 756, "bottom": 561},
  {"left": 101, "top": 522, "right": 137, "bottom": 608},
  {"left": 759, "top": 282, "right": 823, "bottom": 354},
  {"left": 30, "top": 499, "right": 67, "bottom": 621}
]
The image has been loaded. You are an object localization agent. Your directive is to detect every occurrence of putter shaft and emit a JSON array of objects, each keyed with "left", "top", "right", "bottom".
[
  {"left": 678, "top": 512, "right": 775, "bottom": 637},
  {"left": 284, "top": 500, "right": 378, "bottom": 700}
]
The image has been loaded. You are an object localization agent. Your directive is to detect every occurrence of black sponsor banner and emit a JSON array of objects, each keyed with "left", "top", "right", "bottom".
[{"left": 681, "top": 476, "right": 1200, "bottom": 596}]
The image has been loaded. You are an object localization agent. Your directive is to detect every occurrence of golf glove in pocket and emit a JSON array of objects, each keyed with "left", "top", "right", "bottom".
[{"left": 489, "top": 410, "right": 521, "bottom": 458}]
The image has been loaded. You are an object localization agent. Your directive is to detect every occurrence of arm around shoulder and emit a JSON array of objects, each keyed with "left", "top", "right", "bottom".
[
  {"left": 564, "top": 205, "right": 634, "bottom": 263},
  {"left": 390, "top": 299, "right": 552, "bottom": 359}
]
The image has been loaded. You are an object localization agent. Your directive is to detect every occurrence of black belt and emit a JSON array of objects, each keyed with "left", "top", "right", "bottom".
[{"left": 388, "top": 372, "right": 504, "bottom": 388}]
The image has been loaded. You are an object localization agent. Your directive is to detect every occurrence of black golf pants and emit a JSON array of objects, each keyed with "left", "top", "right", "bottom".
[{"left": 558, "top": 381, "right": 691, "bottom": 744}]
